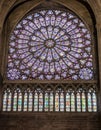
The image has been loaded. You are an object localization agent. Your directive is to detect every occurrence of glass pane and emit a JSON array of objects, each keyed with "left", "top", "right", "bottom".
[
  {"left": 55, "top": 93, "right": 59, "bottom": 111},
  {"left": 82, "top": 92, "right": 86, "bottom": 112},
  {"left": 13, "top": 93, "right": 17, "bottom": 111},
  {"left": 66, "top": 93, "right": 70, "bottom": 112},
  {"left": 28, "top": 93, "right": 33, "bottom": 111},
  {"left": 7, "top": 93, "right": 12, "bottom": 111},
  {"left": 88, "top": 93, "right": 92, "bottom": 112},
  {"left": 18, "top": 93, "right": 22, "bottom": 111},
  {"left": 3, "top": 92, "right": 7, "bottom": 111},
  {"left": 50, "top": 92, "right": 53, "bottom": 111},
  {"left": 45, "top": 93, "right": 49, "bottom": 111},
  {"left": 77, "top": 93, "right": 81, "bottom": 112},
  {"left": 92, "top": 93, "right": 97, "bottom": 112},
  {"left": 24, "top": 93, "right": 28, "bottom": 111},
  {"left": 71, "top": 93, "right": 75, "bottom": 112},
  {"left": 39, "top": 93, "right": 43, "bottom": 111},
  {"left": 34, "top": 93, "right": 38, "bottom": 111},
  {"left": 60, "top": 93, "right": 64, "bottom": 111}
]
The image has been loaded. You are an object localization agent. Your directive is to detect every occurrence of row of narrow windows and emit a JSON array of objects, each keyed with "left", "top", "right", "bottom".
[{"left": 2, "top": 88, "right": 97, "bottom": 112}]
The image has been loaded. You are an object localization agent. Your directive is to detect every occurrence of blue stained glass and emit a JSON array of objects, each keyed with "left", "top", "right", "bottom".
[{"left": 7, "top": 9, "right": 94, "bottom": 81}]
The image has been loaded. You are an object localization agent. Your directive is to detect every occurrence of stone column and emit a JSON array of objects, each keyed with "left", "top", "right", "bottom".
[
  {"left": 96, "top": 13, "right": 101, "bottom": 129},
  {"left": 0, "top": 73, "right": 3, "bottom": 111}
]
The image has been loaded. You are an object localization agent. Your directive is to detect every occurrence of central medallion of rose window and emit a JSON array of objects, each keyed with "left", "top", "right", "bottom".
[{"left": 45, "top": 39, "right": 55, "bottom": 48}]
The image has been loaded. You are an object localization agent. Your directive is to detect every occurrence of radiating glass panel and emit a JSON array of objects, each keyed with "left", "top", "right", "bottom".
[{"left": 55, "top": 93, "right": 59, "bottom": 111}]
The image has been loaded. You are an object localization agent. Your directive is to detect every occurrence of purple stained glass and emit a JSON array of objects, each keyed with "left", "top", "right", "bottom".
[{"left": 7, "top": 9, "right": 94, "bottom": 80}]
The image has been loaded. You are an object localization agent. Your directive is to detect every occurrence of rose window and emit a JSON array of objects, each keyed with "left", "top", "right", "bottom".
[{"left": 7, "top": 9, "right": 94, "bottom": 80}]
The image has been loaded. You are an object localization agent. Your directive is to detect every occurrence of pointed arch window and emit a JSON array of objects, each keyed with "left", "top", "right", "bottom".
[
  {"left": 13, "top": 88, "right": 22, "bottom": 111},
  {"left": 3, "top": 88, "right": 12, "bottom": 111}
]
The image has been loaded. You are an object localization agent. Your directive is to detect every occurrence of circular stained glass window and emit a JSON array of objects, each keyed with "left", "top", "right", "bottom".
[{"left": 7, "top": 9, "right": 94, "bottom": 80}]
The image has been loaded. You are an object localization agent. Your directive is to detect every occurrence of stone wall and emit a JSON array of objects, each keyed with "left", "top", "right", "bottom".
[{"left": 0, "top": 113, "right": 100, "bottom": 130}]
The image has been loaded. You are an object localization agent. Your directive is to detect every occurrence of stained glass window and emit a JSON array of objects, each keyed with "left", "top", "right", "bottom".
[
  {"left": 3, "top": 88, "right": 12, "bottom": 111},
  {"left": 13, "top": 88, "right": 22, "bottom": 111},
  {"left": 23, "top": 89, "right": 33, "bottom": 111},
  {"left": 76, "top": 88, "right": 87, "bottom": 112},
  {"left": 2, "top": 85, "right": 97, "bottom": 112},
  {"left": 7, "top": 9, "right": 94, "bottom": 81},
  {"left": 44, "top": 89, "right": 53, "bottom": 111},
  {"left": 55, "top": 88, "right": 64, "bottom": 111},
  {"left": 88, "top": 88, "right": 97, "bottom": 112},
  {"left": 34, "top": 88, "right": 43, "bottom": 111}
]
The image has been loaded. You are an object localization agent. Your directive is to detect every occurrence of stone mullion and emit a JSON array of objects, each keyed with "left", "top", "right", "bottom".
[
  {"left": 75, "top": 92, "right": 77, "bottom": 112},
  {"left": 32, "top": 92, "right": 34, "bottom": 112},
  {"left": 96, "top": 19, "right": 101, "bottom": 113},
  {"left": 64, "top": 91, "right": 66, "bottom": 112},
  {"left": 27, "top": 92, "right": 29, "bottom": 112},
  {"left": 43, "top": 91, "right": 45, "bottom": 112},
  {"left": 80, "top": 92, "right": 82, "bottom": 112},
  {"left": 53, "top": 90, "right": 55, "bottom": 112},
  {"left": 85, "top": 91, "right": 88, "bottom": 112},
  {"left": 11, "top": 91, "right": 14, "bottom": 112},
  {"left": 22, "top": 92, "right": 24, "bottom": 112}
]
